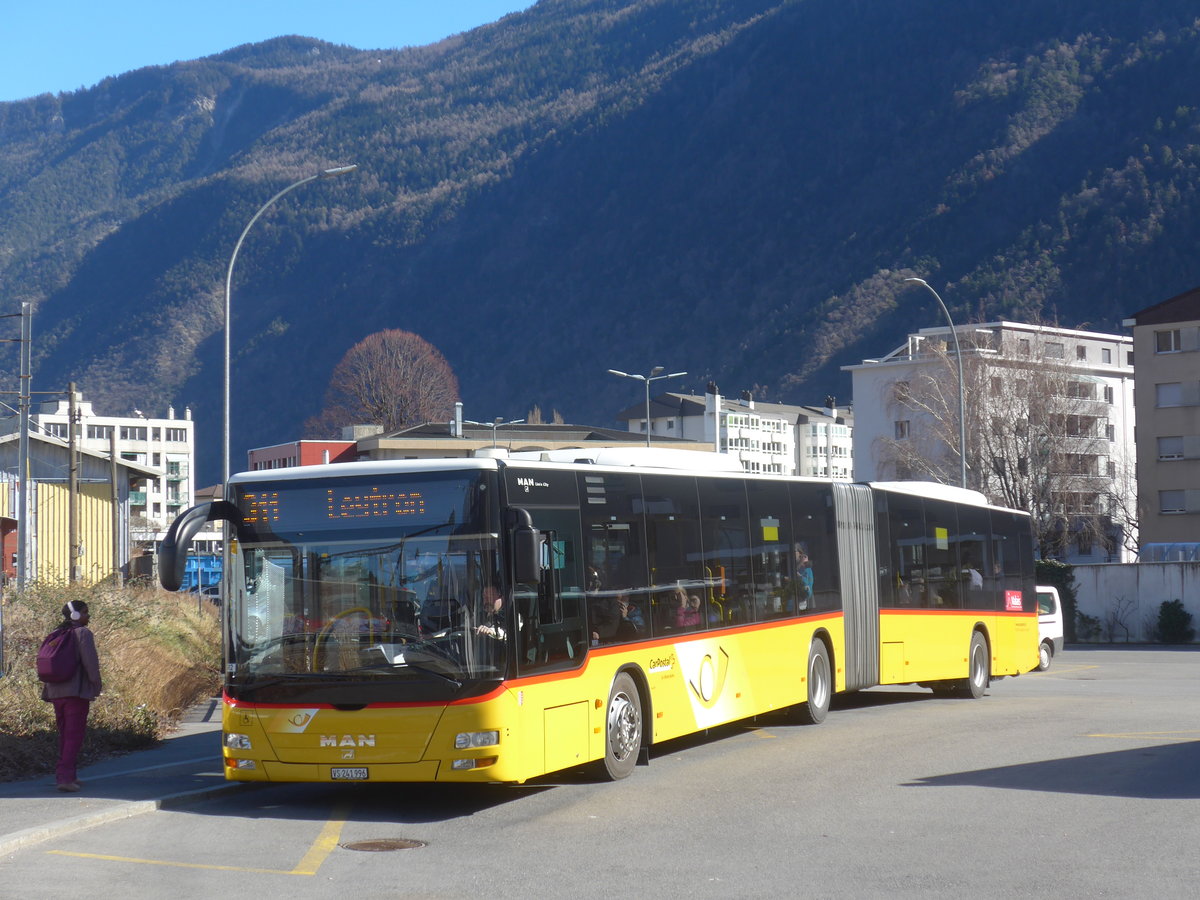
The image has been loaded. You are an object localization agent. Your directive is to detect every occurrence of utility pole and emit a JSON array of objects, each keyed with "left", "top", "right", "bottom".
[
  {"left": 110, "top": 430, "right": 122, "bottom": 587},
  {"left": 68, "top": 382, "right": 79, "bottom": 582},
  {"left": 17, "top": 303, "right": 31, "bottom": 589}
]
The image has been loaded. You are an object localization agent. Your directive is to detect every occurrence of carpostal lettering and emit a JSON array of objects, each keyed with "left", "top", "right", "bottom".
[
  {"left": 320, "top": 734, "right": 376, "bottom": 748},
  {"left": 648, "top": 655, "right": 676, "bottom": 673}
]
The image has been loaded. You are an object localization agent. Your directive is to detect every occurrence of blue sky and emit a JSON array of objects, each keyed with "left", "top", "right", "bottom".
[{"left": 1, "top": 1, "right": 535, "bottom": 103}]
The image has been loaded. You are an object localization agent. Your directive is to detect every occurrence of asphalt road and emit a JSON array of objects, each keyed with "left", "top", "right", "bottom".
[{"left": 3, "top": 647, "right": 1198, "bottom": 899}]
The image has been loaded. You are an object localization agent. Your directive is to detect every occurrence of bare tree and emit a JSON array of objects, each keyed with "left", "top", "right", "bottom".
[
  {"left": 876, "top": 325, "right": 1133, "bottom": 559},
  {"left": 307, "top": 330, "right": 459, "bottom": 436},
  {"left": 526, "top": 404, "right": 565, "bottom": 425}
]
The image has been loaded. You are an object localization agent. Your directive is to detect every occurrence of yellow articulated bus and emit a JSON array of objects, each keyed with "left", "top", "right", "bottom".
[{"left": 159, "top": 449, "right": 1038, "bottom": 784}]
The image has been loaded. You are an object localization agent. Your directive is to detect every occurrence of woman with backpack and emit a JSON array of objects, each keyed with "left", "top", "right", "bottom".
[{"left": 40, "top": 600, "right": 102, "bottom": 792}]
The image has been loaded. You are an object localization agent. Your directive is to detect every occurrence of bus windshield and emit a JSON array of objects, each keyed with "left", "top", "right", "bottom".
[{"left": 229, "top": 469, "right": 507, "bottom": 693}]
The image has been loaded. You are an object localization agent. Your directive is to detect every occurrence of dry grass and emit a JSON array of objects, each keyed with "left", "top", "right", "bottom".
[{"left": 0, "top": 582, "right": 220, "bottom": 782}]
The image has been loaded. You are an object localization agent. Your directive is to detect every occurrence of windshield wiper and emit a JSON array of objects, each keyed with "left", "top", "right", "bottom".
[{"left": 346, "top": 659, "right": 463, "bottom": 689}]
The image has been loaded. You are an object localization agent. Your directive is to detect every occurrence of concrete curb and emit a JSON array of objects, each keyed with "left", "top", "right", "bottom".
[{"left": 0, "top": 781, "right": 251, "bottom": 857}]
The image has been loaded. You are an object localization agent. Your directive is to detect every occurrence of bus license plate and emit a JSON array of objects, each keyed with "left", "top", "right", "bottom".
[{"left": 331, "top": 767, "right": 369, "bottom": 780}]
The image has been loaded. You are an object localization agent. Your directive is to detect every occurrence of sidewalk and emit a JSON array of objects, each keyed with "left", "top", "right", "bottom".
[{"left": 0, "top": 697, "right": 244, "bottom": 857}]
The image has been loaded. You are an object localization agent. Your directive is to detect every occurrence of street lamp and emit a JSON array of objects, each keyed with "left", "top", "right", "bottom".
[
  {"left": 903, "top": 277, "right": 967, "bottom": 489},
  {"left": 608, "top": 366, "right": 687, "bottom": 447},
  {"left": 222, "top": 164, "right": 358, "bottom": 489},
  {"left": 465, "top": 417, "right": 525, "bottom": 448}
]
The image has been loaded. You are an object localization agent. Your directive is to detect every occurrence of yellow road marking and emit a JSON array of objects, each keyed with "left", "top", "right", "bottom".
[
  {"left": 48, "top": 801, "right": 352, "bottom": 877},
  {"left": 45, "top": 852, "right": 295, "bottom": 875},
  {"left": 1086, "top": 731, "right": 1200, "bottom": 740},
  {"left": 291, "top": 802, "right": 351, "bottom": 875}
]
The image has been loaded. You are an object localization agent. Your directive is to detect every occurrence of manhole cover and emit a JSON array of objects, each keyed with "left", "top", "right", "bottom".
[{"left": 341, "top": 838, "right": 427, "bottom": 852}]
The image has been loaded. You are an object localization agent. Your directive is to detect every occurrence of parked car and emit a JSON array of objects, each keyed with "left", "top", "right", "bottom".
[{"left": 1036, "top": 586, "right": 1064, "bottom": 671}]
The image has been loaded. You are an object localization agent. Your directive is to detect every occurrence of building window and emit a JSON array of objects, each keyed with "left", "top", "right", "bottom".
[
  {"left": 1106, "top": 423, "right": 1115, "bottom": 441},
  {"left": 1156, "top": 329, "right": 1182, "bottom": 353},
  {"left": 894, "top": 420, "right": 910, "bottom": 440},
  {"left": 1158, "top": 436, "right": 1184, "bottom": 460},
  {"left": 1066, "top": 381, "right": 1093, "bottom": 400},
  {"left": 1046, "top": 342, "right": 1065, "bottom": 359},
  {"left": 1077, "top": 345, "right": 1087, "bottom": 361},
  {"left": 120, "top": 426, "right": 147, "bottom": 441},
  {"left": 1018, "top": 339, "right": 1031, "bottom": 357},
  {"left": 1160, "top": 490, "right": 1185, "bottom": 514},
  {"left": 1104, "top": 386, "right": 1114, "bottom": 404},
  {"left": 1156, "top": 383, "right": 1182, "bottom": 407},
  {"left": 44, "top": 422, "right": 68, "bottom": 439},
  {"left": 1102, "top": 348, "right": 1112, "bottom": 364},
  {"left": 165, "top": 427, "right": 187, "bottom": 442},
  {"left": 87, "top": 424, "right": 113, "bottom": 440}
]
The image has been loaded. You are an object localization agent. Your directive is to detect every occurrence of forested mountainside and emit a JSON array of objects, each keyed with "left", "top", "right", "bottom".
[{"left": 3, "top": 0, "right": 1200, "bottom": 483}]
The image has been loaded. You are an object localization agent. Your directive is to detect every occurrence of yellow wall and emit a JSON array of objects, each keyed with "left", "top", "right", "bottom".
[{"left": 0, "top": 482, "right": 116, "bottom": 583}]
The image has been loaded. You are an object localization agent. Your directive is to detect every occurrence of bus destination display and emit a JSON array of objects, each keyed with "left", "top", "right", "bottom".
[{"left": 242, "top": 487, "right": 426, "bottom": 527}]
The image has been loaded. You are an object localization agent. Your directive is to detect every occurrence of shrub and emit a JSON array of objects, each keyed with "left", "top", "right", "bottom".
[
  {"left": 0, "top": 582, "right": 219, "bottom": 782},
  {"left": 1075, "top": 610, "right": 1101, "bottom": 642},
  {"left": 1152, "top": 599, "right": 1195, "bottom": 644}
]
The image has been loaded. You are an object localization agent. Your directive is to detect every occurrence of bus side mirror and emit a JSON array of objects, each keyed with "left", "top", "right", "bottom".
[
  {"left": 159, "top": 500, "right": 240, "bottom": 591},
  {"left": 514, "top": 525, "right": 543, "bottom": 585}
]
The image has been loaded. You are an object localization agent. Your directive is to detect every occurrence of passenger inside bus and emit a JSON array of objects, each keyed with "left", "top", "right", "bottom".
[
  {"left": 615, "top": 593, "right": 644, "bottom": 640},
  {"left": 675, "top": 590, "right": 702, "bottom": 631}
]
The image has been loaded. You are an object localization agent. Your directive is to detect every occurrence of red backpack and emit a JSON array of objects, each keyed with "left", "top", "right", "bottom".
[{"left": 36, "top": 626, "right": 79, "bottom": 683}]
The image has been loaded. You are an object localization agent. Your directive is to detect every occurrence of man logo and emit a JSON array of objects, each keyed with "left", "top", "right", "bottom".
[{"left": 320, "top": 734, "right": 376, "bottom": 748}]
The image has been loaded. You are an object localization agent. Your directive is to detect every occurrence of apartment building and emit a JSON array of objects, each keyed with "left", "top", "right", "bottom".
[
  {"left": 615, "top": 385, "right": 853, "bottom": 478},
  {"left": 1125, "top": 287, "right": 1200, "bottom": 560},
  {"left": 844, "top": 321, "right": 1136, "bottom": 563},
  {"left": 1, "top": 395, "right": 197, "bottom": 537}
]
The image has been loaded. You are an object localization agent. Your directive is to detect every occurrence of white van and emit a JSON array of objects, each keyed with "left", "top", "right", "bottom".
[{"left": 1035, "top": 586, "right": 1065, "bottom": 671}]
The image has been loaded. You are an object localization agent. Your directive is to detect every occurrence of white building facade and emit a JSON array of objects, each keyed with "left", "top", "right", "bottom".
[
  {"left": 616, "top": 386, "right": 853, "bottom": 478},
  {"left": 5, "top": 396, "right": 198, "bottom": 537},
  {"left": 844, "top": 321, "right": 1136, "bottom": 563}
]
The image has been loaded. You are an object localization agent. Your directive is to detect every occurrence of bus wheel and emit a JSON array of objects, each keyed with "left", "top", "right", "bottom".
[
  {"left": 793, "top": 640, "right": 831, "bottom": 725},
  {"left": 1037, "top": 640, "right": 1053, "bottom": 672},
  {"left": 964, "top": 631, "right": 989, "bottom": 699},
  {"left": 602, "top": 672, "right": 642, "bottom": 780}
]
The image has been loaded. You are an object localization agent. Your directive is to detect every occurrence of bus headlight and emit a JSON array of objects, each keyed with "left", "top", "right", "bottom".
[
  {"left": 452, "top": 757, "right": 498, "bottom": 770},
  {"left": 225, "top": 733, "right": 252, "bottom": 750},
  {"left": 454, "top": 730, "right": 499, "bottom": 749}
]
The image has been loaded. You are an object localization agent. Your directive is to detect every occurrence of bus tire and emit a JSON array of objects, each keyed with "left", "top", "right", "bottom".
[
  {"left": 793, "top": 640, "right": 832, "bottom": 725},
  {"left": 964, "top": 631, "right": 989, "bottom": 699},
  {"left": 1037, "top": 640, "right": 1053, "bottom": 672},
  {"left": 601, "top": 672, "right": 642, "bottom": 780}
]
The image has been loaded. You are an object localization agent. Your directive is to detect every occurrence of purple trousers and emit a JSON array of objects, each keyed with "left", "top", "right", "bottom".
[{"left": 51, "top": 696, "right": 91, "bottom": 785}]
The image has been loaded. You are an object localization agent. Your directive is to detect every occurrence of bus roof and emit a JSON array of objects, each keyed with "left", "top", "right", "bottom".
[
  {"left": 229, "top": 457, "right": 1020, "bottom": 516},
  {"left": 228, "top": 456, "right": 501, "bottom": 483}
]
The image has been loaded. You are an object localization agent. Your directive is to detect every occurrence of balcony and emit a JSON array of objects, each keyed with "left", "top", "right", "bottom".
[{"left": 129, "top": 491, "right": 147, "bottom": 505}]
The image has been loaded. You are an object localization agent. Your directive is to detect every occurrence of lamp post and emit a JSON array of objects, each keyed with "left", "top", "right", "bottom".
[
  {"left": 465, "top": 417, "right": 524, "bottom": 448},
  {"left": 608, "top": 366, "right": 687, "bottom": 447},
  {"left": 223, "top": 164, "right": 357, "bottom": 490},
  {"left": 903, "top": 277, "right": 967, "bottom": 489}
]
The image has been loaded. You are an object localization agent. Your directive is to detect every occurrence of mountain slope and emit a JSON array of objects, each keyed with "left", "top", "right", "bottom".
[{"left": 3, "top": 0, "right": 1200, "bottom": 483}]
